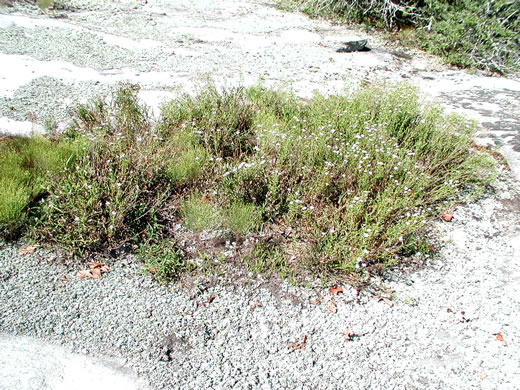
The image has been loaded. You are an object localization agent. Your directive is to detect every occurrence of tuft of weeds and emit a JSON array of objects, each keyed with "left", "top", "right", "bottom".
[
  {"left": 136, "top": 240, "right": 195, "bottom": 284},
  {"left": 161, "top": 85, "right": 256, "bottom": 159},
  {"left": 0, "top": 135, "right": 78, "bottom": 238},
  {"left": 1, "top": 81, "right": 496, "bottom": 285},
  {"left": 161, "top": 81, "right": 495, "bottom": 281},
  {"left": 30, "top": 83, "right": 175, "bottom": 256}
]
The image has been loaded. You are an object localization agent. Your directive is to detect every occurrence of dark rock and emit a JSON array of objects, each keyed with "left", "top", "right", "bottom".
[{"left": 336, "top": 40, "right": 370, "bottom": 53}]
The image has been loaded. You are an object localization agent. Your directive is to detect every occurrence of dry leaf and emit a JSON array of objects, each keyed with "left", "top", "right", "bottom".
[
  {"left": 496, "top": 332, "right": 508, "bottom": 346},
  {"left": 76, "top": 268, "right": 102, "bottom": 280},
  {"left": 288, "top": 336, "right": 307, "bottom": 353},
  {"left": 441, "top": 211, "right": 454, "bottom": 222},
  {"left": 344, "top": 328, "right": 353, "bottom": 342},
  {"left": 88, "top": 261, "right": 105, "bottom": 269},
  {"left": 208, "top": 295, "right": 216, "bottom": 304},
  {"left": 59, "top": 276, "right": 68, "bottom": 282},
  {"left": 329, "top": 285, "right": 343, "bottom": 296},
  {"left": 376, "top": 296, "right": 394, "bottom": 307},
  {"left": 328, "top": 303, "right": 337, "bottom": 314},
  {"left": 149, "top": 267, "right": 158, "bottom": 274},
  {"left": 309, "top": 299, "right": 321, "bottom": 305},
  {"left": 76, "top": 269, "right": 92, "bottom": 279},
  {"left": 447, "top": 308, "right": 453, "bottom": 313},
  {"left": 17, "top": 244, "right": 38, "bottom": 255},
  {"left": 249, "top": 301, "right": 263, "bottom": 309}
]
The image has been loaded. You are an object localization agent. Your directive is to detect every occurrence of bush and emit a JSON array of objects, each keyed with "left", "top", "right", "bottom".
[
  {"left": 161, "top": 82, "right": 495, "bottom": 278},
  {"left": 1, "top": 82, "right": 496, "bottom": 284},
  {"left": 30, "top": 84, "right": 174, "bottom": 255}
]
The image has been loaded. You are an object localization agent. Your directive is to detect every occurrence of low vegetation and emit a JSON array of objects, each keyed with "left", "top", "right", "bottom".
[
  {"left": 280, "top": 0, "right": 519, "bottom": 74},
  {"left": 1, "top": 83, "right": 496, "bottom": 284}
]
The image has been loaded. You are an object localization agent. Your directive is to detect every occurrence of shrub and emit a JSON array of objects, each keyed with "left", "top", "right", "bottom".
[
  {"left": 1, "top": 82, "right": 496, "bottom": 284},
  {"left": 161, "top": 82, "right": 495, "bottom": 279},
  {"left": 30, "top": 83, "right": 174, "bottom": 255}
]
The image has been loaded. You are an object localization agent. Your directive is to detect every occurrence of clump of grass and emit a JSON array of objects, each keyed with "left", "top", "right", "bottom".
[
  {"left": 161, "top": 82, "right": 495, "bottom": 280},
  {"left": 136, "top": 240, "right": 195, "bottom": 284},
  {"left": 1, "top": 82, "right": 496, "bottom": 285},
  {"left": 0, "top": 135, "right": 78, "bottom": 237},
  {"left": 180, "top": 194, "right": 225, "bottom": 232},
  {"left": 30, "top": 83, "right": 175, "bottom": 255}
]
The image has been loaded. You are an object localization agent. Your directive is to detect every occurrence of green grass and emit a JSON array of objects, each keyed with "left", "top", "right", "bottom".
[
  {"left": 280, "top": 0, "right": 519, "bottom": 74},
  {"left": 29, "top": 83, "right": 175, "bottom": 255},
  {"left": 0, "top": 82, "right": 496, "bottom": 284},
  {"left": 0, "top": 135, "right": 79, "bottom": 237},
  {"left": 136, "top": 240, "right": 195, "bottom": 284}
]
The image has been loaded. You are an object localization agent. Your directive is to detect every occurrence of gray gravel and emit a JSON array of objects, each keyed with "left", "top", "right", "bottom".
[
  {"left": 1, "top": 0, "right": 520, "bottom": 389},
  {"left": 1, "top": 167, "right": 519, "bottom": 389}
]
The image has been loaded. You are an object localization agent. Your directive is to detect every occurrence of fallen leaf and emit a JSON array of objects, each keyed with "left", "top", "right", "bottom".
[
  {"left": 329, "top": 285, "right": 343, "bottom": 296},
  {"left": 328, "top": 303, "right": 337, "bottom": 314},
  {"left": 76, "top": 268, "right": 102, "bottom": 280},
  {"left": 309, "top": 299, "right": 321, "bottom": 305},
  {"left": 208, "top": 295, "right": 216, "bottom": 304},
  {"left": 149, "top": 267, "right": 158, "bottom": 274},
  {"left": 76, "top": 269, "right": 92, "bottom": 279},
  {"left": 88, "top": 261, "right": 105, "bottom": 269},
  {"left": 288, "top": 335, "right": 307, "bottom": 353},
  {"left": 376, "top": 296, "right": 394, "bottom": 307},
  {"left": 59, "top": 276, "right": 68, "bottom": 282},
  {"left": 447, "top": 308, "right": 453, "bottom": 313},
  {"left": 441, "top": 211, "right": 454, "bottom": 222},
  {"left": 250, "top": 301, "right": 263, "bottom": 310},
  {"left": 476, "top": 371, "right": 484, "bottom": 380},
  {"left": 17, "top": 244, "right": 38, "bottom": 255},
  {"left": 496, "top": 332, "right": 508, "bottom": 346},
  {"left": 344, "top": 328, "right": 353, "bottom": 342}
]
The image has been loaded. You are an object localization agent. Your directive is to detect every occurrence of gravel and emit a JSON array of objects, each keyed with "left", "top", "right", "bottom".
[
  {"left": 1, "top": 1, "right": 520, "bottom": 389},
  {"left": 1, "top": 167, "right": 519, "bottom": 389}
]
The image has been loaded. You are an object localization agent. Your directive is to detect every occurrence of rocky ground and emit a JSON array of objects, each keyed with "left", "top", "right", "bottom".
[{"left": 0, "top": 0, "right": 519, "bottom": 389}]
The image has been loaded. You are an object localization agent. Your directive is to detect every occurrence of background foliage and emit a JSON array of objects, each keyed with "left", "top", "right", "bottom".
[{"left": 286, "top": 0, "right": 519, "bottom": 74}]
